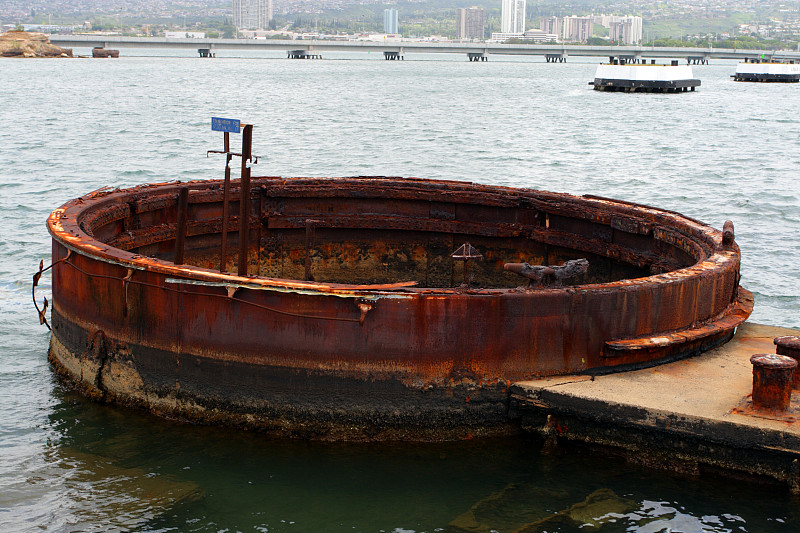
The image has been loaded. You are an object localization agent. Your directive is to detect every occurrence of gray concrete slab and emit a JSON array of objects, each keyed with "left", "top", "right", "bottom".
[
  {"left": 516, "top": 322, "right": 800, "bottom": 435},
  {"left": 512, "top": 322, "right": 800, "bottom": 490}
]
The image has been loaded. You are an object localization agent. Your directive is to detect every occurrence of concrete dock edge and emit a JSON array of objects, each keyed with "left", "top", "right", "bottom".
[{"left": 512, "top": 322, "right": 800, "bottom": 492}]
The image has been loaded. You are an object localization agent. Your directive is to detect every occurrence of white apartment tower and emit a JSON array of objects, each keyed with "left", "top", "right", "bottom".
[
  {"left": 384, "top": 8, "right": 399, "bottom": 34},
  {"left": 501, "top": 0, "right": 526, "bottom": 34},
  {"left": 233, "top": 0, "right": 273, "bottom": 31}
]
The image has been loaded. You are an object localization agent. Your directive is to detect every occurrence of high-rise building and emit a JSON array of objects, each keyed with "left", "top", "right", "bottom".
[
  {"left": 595, "top": 15, "right": 642, "bottom": 44},
  {"left": 457, "top": 7, "right": 485, "bottom": 40},
  {"left": 561, "top": 16, "right": 593, "bottom": 42},
  {"left": 501, "top": 0, "right": 526, "bottom": 34},
  {"left": 539, "top": 16, "right": 562, "bottom": 37},
  {"left": 608, "top": 16, "right": 643, "bottom": 45},
  {"left": 384, "top": 8, "right": 399, "bottom": 34},
  {"left": 233, "top": 0, "right": 273, "bottom": 31}
]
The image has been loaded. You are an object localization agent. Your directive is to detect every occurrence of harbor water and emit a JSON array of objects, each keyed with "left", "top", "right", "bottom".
[{"left": 1, "top": 49, "right": 799, "bottom": 532}]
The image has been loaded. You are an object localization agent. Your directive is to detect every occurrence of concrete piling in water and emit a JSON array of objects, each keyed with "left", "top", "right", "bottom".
[
  {"left": 750, "top": 353, "right": 797, "bottom": 411},
  {"left": 774, "top": 336, "right": 800, "bottom": 389},
  {"left": 288, "top": 50, "right": 321, "bottom": 59}
]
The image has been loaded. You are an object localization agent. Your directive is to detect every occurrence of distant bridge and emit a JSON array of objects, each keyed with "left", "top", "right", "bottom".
[{"left": 49, "top": 35, "right": 800, "bottom": 62}]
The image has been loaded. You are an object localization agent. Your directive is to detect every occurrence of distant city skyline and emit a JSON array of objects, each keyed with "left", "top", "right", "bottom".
[
  {"left": 0, "top": 0, "right": 796, "bottom": 46},
  {"left": 540, "top": 14, "right": 643, "bottom": 44}
]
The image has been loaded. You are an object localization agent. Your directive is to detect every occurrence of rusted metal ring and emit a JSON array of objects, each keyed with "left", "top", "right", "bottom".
[
  {"left": 774, "top": 336, "right": 800, "bottom": 352},
  {"left": 750, "top": 353, "right": 798, "bottom": 370}
]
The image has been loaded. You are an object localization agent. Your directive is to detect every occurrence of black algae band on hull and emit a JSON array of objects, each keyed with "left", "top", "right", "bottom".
[
  {"left": 593, "top": 78, "right": 701, "bottom": 92},
  {"left": 48, "top": 307, "right": 516, "bottom": 441},
  {"left": 732, "top": 74, "right": 800, "bottom": 82}
]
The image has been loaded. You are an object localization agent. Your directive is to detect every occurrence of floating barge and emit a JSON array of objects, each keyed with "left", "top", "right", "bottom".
[
  {"left": 733, "top": 58, "right": 800, "bottom": 82},
  {"left": 591, "top": 58, "right": 700, "bottom": 93},
  {"left": 43, "top": 176, "right": 752, "bottom": 440}
]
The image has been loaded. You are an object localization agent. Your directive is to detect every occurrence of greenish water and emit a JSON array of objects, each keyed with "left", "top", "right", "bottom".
[
  {"left": 14, "top": 390, "right": 800, "bottom": 532},
  {"left": 1, "top": 50, "right": 800, "bottom": 531}
]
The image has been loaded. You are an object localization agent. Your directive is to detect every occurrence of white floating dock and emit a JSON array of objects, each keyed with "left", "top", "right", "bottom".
[
  {"left": 733, "top": 60, "right": 800, "bottom": 82},
  {"left": 592, "top": 59, "right": 700, "bottom": 93}
]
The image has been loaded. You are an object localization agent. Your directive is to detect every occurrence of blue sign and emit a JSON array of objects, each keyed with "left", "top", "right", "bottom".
[{"left": 211, "top": 117, "right": 240, "bottom": 133}]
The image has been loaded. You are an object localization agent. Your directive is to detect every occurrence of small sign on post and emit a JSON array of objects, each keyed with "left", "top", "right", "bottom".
[
  {"left": 211, "top": 117, "right": 241, "bottom": 134},
  {"left": 206, "top": 117, "right": 256, "bottom": 275}
]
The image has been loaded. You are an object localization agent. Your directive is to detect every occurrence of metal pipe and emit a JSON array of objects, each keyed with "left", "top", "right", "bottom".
[
  {"left": 238, "top": 124, "right": 253, "bottom": 276},
  {"left": 220, "top": 132, "right": 231, "bottom": 272},
  {"left": 305, "top": 219, "right": 316, "bottom": 281},
  {"left": 174, "top": 187, "right": 189, "bottom": 265}
]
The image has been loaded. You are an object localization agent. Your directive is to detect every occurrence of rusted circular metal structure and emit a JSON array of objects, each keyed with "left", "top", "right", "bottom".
[{"left": 45, "top": 176, "right": 753, "bottom": 440}]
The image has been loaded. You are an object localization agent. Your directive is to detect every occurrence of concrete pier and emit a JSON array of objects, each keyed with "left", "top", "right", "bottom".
[
  {"left": 467, "top": 52, "right": 487, "bottom": 62},
  {"left": 687, "top": 56, "right": 710, "bottom": 64},
  {"left": 512, "top": 322, "right": 800, "bottom": 492},
  {"left": 288, "top": 49, "right": 321, "bottom": 59},
  {"left": 618, "top": 54, "right": 642, "bottom": 64},
  {"left": 545, "top": 54, "right": 566, "bottom": 63},
  {"left": 384, "top": 51, "right": 403, "bottom": 60}
]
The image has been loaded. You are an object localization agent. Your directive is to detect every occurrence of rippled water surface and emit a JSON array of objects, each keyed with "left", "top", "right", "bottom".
[{"left": 1, "top": 50, "right": 799, "bottom": 532}]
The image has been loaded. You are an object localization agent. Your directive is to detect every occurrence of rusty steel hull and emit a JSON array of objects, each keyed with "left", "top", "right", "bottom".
[{"left": 46, "top": 177, "right": 753, "bottom": 440}]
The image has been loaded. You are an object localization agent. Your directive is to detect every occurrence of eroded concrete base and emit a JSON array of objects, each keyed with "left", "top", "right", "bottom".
[
  {"left": 513, "top": 322, "right": 800, "bottom": 491},
  {"left": 48, "top": 327, "right": 518, "bottom": 442}
]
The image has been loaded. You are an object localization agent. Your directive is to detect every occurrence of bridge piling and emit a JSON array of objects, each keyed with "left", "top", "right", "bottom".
[{"left": 288, "top": 49, "right": 321, "bottom": 59}]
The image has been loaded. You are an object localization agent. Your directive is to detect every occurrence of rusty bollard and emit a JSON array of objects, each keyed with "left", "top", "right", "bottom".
[
  {"left": 774, "top": 336, "right": 800, "bottom": 390},
  {"left": 750, "top": 354, "right": 797, "bottom": 411}
]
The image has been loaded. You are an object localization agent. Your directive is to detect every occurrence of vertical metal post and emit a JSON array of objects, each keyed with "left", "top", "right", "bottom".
[
  {"left": 174, "top": 187, "right": 189, "bottom": 265},
  {"left": 238, "top": 124, "right": 253, "bottom": 276},
  {"left": 257, "top": 188, "right": 263, "bottom": 276},
  {"left": 750, "top": 353, "right": 797, "bottom": 411},
  {"left": 219, "top": 132, "right": 231, "bottom": 272},
  {"left": 304, "top": 219, "right": 315, "bottom": 281},
  {"left": 775, "top": 336, "right": 800, "bottom": 390}
]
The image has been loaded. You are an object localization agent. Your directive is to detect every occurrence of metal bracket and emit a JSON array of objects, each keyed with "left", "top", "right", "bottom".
[
  {"left": 451, "top": 242, "right": 483, "bottom": 287},
  {"left": 32, "top": 250, "right": 72, "bottom": 330},
  {"left": 207, "top": 150, "right": 259, "bottom": 165}
]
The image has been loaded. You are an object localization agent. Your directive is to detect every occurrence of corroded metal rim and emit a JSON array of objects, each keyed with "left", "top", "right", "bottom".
[
  {"left": 49, "top": 176, "right": 737, "bottom": 294},
  {"left": 45, "top": 176, "right": 753, "bottom": 439}
]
